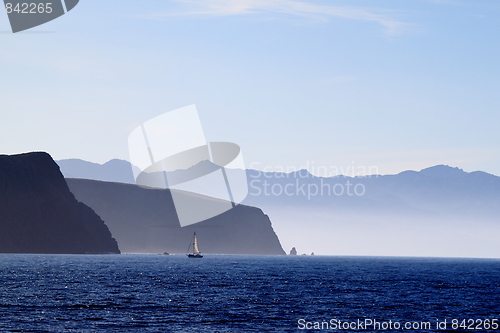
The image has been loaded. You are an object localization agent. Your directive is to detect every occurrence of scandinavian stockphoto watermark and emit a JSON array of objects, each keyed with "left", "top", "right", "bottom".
[
  {"left": 128, "top": 105, "right": 248, "bottom": 227},
  {"left": 297, "top": 318, "right": 500, "bottom": 331},
  {"left": 248, "top": 161, "right": 378, "bottom": 199},
  {"left": 3, "top": 0, "right": 79, "bottom": 33}
]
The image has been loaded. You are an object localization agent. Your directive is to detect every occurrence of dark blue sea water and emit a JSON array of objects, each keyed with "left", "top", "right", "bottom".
[{"left": 0, "top": 255, "right": 499, "bottom": 332}]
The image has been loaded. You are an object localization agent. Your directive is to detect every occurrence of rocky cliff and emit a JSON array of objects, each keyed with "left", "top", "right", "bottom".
[
  {"left": 0, "top": 152, "right": 120, "bottom": 254},
  {"left": 66, "top": 178, "right": 285, "bottom": 255}
]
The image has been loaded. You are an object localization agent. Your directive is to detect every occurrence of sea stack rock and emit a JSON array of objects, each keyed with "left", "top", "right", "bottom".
[
  {"left": 289, "top": 247, "right": 297, "bottom": 255},
  {"left": 0, "top": 152, "right": 120, "bottom": 254}
]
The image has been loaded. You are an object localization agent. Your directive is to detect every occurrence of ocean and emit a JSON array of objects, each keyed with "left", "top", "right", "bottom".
[{"left": 0, "top": 254, "right": 499, "bottom": 332}]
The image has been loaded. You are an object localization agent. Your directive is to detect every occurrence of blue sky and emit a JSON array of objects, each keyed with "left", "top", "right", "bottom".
[{"left": 1, "top": 0, "right": 499, "bottom": 175}]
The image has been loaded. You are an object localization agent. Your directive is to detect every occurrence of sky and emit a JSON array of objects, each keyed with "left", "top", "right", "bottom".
[{"left": 1, "top": 0, "right": 500, "bottom": 176}]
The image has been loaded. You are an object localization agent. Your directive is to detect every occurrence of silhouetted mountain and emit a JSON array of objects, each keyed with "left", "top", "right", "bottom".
[
  {"left": 0, "top": 153, "right": 120, "bottom": 254},
  {"left": 66, "top": 179, "right": 285, "bottom": 255},
  {"left": 57, "top": 158, "right": 136, "bottom": 184},
  {"left": 244, "top": 165, "right": 500, "bottom": 220},
  {"left": 419, "top": 165, "right": 467, "bottom": 179},
  {"left": 57, "top": 158, "right": 221, "bottom": 188}
]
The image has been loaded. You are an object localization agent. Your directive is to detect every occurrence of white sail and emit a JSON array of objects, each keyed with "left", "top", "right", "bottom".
[{"left": 193, "top": 233, "right": 200, "bottom": 254}]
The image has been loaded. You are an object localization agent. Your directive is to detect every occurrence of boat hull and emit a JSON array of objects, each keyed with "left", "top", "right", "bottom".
[{"left": 187, "top": 254, "right": 203, "bottom": 258}]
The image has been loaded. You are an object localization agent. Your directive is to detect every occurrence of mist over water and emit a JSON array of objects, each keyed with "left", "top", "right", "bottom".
[{"left": 263, "top": 208, "right": 500, "bottom": 258}]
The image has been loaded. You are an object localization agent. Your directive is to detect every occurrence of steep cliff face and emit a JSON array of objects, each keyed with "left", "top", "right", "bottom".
[
  {"left": 66, "top": 179, "right": 285, "bottom": 255},
  {"left": 0, "top": 152, "right": 120, "bottom": 254}
]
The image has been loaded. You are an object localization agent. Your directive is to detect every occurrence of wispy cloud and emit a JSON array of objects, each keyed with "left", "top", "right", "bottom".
[{"left": 150, "top": 0, "right": 407, "bottom": 35}]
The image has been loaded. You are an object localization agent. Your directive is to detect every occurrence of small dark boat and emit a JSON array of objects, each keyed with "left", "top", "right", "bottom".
[{"left": 187, "top": 232, "right": 203, "bottom": 258}]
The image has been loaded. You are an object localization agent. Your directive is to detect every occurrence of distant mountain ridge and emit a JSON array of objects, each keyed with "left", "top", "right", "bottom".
[
  {"left": 57, "top": 159, "right": 492, "bottom": 183},
  {"left": 419, "top": 165, "right": 467, "bottom": 178},
  {"left": 57, "top": 158, "right": 500, "bottom": 257},
  {"left": 242, "top": 165, "right": 500, "bottom": 257},
  {"left": 57, "top": 158, "right": 136, "bottom": 184},
  {"left": 56, "top": 158, "right": 500, "bottom": 222}
]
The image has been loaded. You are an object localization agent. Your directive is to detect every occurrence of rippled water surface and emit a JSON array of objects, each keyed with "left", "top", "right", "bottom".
[{"left": 0, "top": 254, "right": 499, "bottom": 332}]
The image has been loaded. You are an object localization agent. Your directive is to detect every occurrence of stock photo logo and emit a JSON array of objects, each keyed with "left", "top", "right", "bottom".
[
  {"left": 128, "top": 105, "right": 248, "bottom": 227},
  {"left": 3, "top": 0, "right": 79, "bottom": 33}
]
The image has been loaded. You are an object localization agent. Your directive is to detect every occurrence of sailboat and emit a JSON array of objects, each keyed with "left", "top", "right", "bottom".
[{"left": 187, "top": 232, "right": 203, "bottom": 258}]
